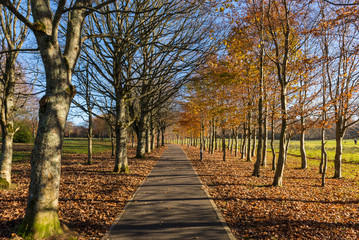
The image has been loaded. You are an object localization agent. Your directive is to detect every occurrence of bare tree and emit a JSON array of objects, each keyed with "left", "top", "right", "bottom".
[{"left": 0, "top": 0, "right": 30, "bottom": 188}]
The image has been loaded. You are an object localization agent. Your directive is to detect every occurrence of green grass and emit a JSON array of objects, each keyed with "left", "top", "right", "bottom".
[
  {"left": 62, "top": 138, "right": 112, "bottom": 154},
  {"left": 0, "top": 138, "right": 113, "bottom": 162},
  {"left": 281, "top": 139, "right": 359, "bottom": 164}
]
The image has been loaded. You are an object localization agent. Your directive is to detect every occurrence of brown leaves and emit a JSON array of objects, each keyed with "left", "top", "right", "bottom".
[
  {"left": 0, "top": 144, "right": 166, "bottom": 239},
  {"left": 184, "top": 145, "right": 359, "bottom": 239}
]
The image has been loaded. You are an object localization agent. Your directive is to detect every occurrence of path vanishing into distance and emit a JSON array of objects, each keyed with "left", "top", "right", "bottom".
[{"left": 102, "top": 144, "right": 236, "bottom": 240}]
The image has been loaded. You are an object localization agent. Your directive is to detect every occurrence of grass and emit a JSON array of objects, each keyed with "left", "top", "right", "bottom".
[{"left": 0, "top": 138, "right": 113, "bottom": 162}]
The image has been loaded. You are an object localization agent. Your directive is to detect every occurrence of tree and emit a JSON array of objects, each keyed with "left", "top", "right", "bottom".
[
  {"left": 0, "top": 0, "right": 117, "bottom": 238},
  {"left": 0, "top": 0, "right": 30, "bottom": 188}
]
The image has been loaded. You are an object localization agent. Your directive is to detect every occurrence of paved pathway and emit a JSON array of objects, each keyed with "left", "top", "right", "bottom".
[{"left": 102, "top": 144, "right": 236, "bottom": 240}]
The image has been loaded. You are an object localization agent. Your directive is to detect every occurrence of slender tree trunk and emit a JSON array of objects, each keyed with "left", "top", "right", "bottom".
[
  {"left": 247, "top": 112, "right": 252, "bottom": 162},
  {"left": 273, "top": 87, "right": 287, "bottom": 186},
  {"left": 211, "top": 120, "right": 215, "bottom": 154},
  {"left": 157, "top": 127, "right": 161, "bottom": 148},
  {"left": 131, "top": 128, "right": 135, "bottom": 148},
  {"left": 150, "top": 121, "right": 155, "bottom": 151},
  {"left": 235, "top": 129, "right": 238, "bottom": 157},
  {"left": 161, "top": 126, "right": 166, "bottom": 146},
  {"left": 0, "top": 126, "right": 15, "bottom": 188},
  {"left": 241, "top": 123, "right": 246, "bottom": 159},
  {"left": 300, "top": 127, "right": 307, "bottom": 169},
  {"left": 321, "top": 127, "right": 328, "bottom": 186},
  {"left": 262, "top": 104, "right": 268, "bottom": 167},
  {"left": 334, "top": 123, "right": 344, "bottom": 178},
  {"left": 110, "top": 127, "right": 115, "bottom": 157},
  {"left": 271, "top": 109, "right": 276, "bottom": 171},
  {"left": 0, "top": 62, "right": 16, "bottom": 188},
  {"left": 252, "top": 129, "right": 256, "bottom": 157},
  {"left": 222, "top": 128, "right": 226, "bottom": 161},
  {"left": 87, "top": 111, "right": 93, "bottom": 165},
  {"left": 146, "top": 127, "right": 151, "bottom": 153}
]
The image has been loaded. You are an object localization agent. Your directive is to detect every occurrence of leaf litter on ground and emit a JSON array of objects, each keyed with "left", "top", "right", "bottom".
[
  {"left": 183, "top": 145, "right": 359, "bottom": 240},
  {"left": 0, "top": 144, "right": 166, "bottom": 239}
]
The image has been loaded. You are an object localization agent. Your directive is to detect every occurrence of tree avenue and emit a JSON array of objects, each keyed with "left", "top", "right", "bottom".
[
  {"left": 176, "top": 0, "right": 359, "bottom": 187},
  {"left": 1, "top": 0, "right": 359, "bottom": 239},
  {"left": 0, "top": 0, "right": 217, "bottom": 238}
]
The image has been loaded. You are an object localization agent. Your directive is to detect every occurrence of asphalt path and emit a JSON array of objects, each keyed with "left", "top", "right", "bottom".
[{"left": 102, "top": 144, "right": 236, "bottom": 240}]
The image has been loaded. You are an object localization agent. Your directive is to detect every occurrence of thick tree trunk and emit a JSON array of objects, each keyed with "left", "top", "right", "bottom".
[
  {"left": 135, "top": 114, "right": 147, "bottom": 158},
  {"left": 113, "top": 98, "right": 128, "bottom": 173},
  {"left": 18, "top": 69, "right": 74, "bottom": 238}
]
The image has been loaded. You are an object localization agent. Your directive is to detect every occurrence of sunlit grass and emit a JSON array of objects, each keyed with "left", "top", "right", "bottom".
[{"left": 0, "top": 138, "right": 113, "bottom": 162}]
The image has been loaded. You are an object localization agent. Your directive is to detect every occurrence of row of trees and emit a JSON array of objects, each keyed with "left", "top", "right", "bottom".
[
  {"left": 0, "top": 0, "right": 219, "bottom": 238},
  {"left": 176, "top": 0, "right": 359, "bottom": 187}
]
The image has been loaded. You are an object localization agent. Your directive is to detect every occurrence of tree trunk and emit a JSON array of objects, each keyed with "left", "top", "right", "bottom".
[
  {"left": 271, "top": 110, "right": 276, "bottom": 171},
  {"left": 241, "top": 123, "right": 247, "bottom": 159},
  {"left": 87, "top": 111, "right": 93, "bottom": 165},
  {"left": 110, "top": 127, "right": 115, "bottom": 157},
  {"left": 145, "top": 128, "right": 151, "bottom": 153},
  {"left": 0, "top": 127, "right": 15, "bottom": 188},
  {"left": 211, "top": 120, "right": 215, "bottom": 154},
  {"left": 321, "top": 127, "right": 328, "bottom": 186},
  {"left": 235, "top": 129, "right": 238, "bottom": 157},
  {"left": 113, "top": 97, "right": 128, "bottom": 173},
  {"left": 262, "top": 105, "right": 268, "bottom": 167},
  {"left": 0, "top": 59, "right": 16, "bottom": 188},
  {"left": 334, "top": 124, "right": 344, "bottom": 178},
  {"left": 273, "top": 87, "right": 287, "bottom": 186},
  {"left": 135, "top": 113, "right": 147, "bottom": 158},
  {"left": 161, "top": 126, "right": 166, "bottom": 146},
  {"left": 300, "top": 128, "right": 307, "bottom": 169},
  {"left": 247, "top": 112, "right": 252, "bottom": 162},
  {"left": 157, "top": 127, "right": 161, "bottom": 148},
  {"left": 222, "top": 128, "right": 226, "bottom": 161},
  {"left": 252, "top": 129, "right": 256, "bottom": 157}
]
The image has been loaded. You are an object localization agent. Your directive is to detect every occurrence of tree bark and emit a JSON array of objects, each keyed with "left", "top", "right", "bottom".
[
  {"left": 247, "top": 112, "right": 252, "bottom": 162},
  {"left": 113, "top": 97, "right": 128, "bottom": 173},
  {"left": 273, "top": 87, "right": 287, "bottom": 186},
  {"left": 0, "top": 66, "right": 16, "bottom": 188},
  {"left": 334, "top": 123, "right": 344, "bottom": 178},
  {"left": 222, "top": 128, "right": 226, "bottom": 161},
  {"left": 271, "top": 109, "right": 276, "bottom": 171},
  {"left": 87, "top": 110, "right": 93, "bottom": 165},
  {"left": 161, "top": 126, "right": 166, "bottom": 146},
  {"left": 300, "top": 127, "right": 307, "bottom": 169},
  {"left": 262, "top": 104, "right": 268, "bottom": 167}
]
